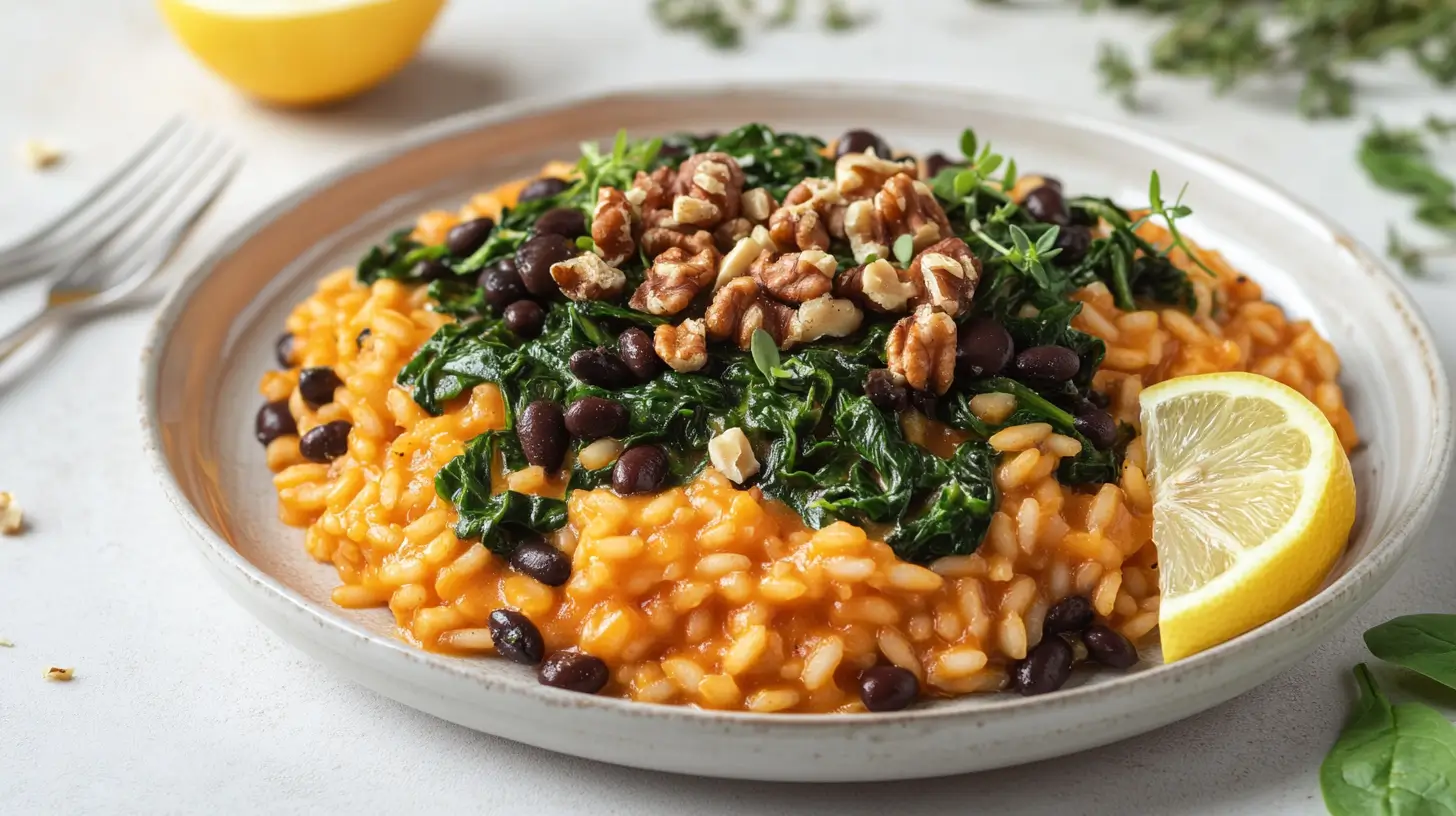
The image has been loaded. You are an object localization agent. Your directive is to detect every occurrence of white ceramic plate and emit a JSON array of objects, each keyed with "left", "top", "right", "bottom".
[{"left": 141, "top": 84, "right": 1452, "bottom": 782}]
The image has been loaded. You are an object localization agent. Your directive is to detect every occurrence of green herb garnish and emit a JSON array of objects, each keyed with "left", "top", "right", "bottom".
[
  {"left": 1364, "top": 614, "right": 1456, "bottom": 691},
  {"left": 1097, "top": 41, "right": 1140, "bottom": 111}
]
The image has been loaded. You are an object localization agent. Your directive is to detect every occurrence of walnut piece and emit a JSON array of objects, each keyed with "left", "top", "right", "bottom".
[
  {"left": 0, "top": 491, "right": 21, "bottom": 535},
  {"left": 675, "top": 152, "right": 745, "bottom": 225},
  {"left": 876, "top": 173, "right": 953, "bottom": 256},
  {"left": 592, "top": 186, "right": 635, "bottom": 266},
  {"left": 550, "top": 253, "right": 626, "bottom": 301},
  {"left": 44, "top": 666, "right": 74, "bottom": 682},
  {"left": 629, "top": 167, "right": 676, "bottom": 214},
  {"left": 640, "top": 209, "right": 716, "bottom": 258},
  {"left": 842, "top": 198, "right": 887, "bottom": 263},
  {"left": 715, "top": 232, "right": 767, "bottom": 290},
  {"left": 835, "top": 150, "right": 917, "bottom": 199},
  {"left": 887, "top": 305, "right": 958, "bottom": 394},
  {"left": 705, "top": 277, "right": 797, "bottom": 350},
  {"left": 790, "top": 295, "right": 863, "bottom": 344},
  {"left": 767, "top": 178, "right": 841, "bottom": 252},
  {"left": 18, "top": 140, "right": 63, "bottom": 171},
  {"left": 713, "top": 217, "right": 752, "bottom": 251},
  {"left": 836, "top": 258, "right": 917, "bottom": 314},
  {"left": 908, "top": 237, "right": 981, "bottom": 317},
  {"left": 749, "top": 249, "right": 836, "bottom": 304},
  {"left": 629, "top": 247, "right": 719, "bottom": 315},
  {"left": 708, "top": 427, "right": 760, "bottom": 484},
  {"left": 653, "top": 319, "right": 709, "bottom": 372}
]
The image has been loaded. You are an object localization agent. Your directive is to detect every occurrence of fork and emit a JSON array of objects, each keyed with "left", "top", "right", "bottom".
[
  {"left": 0, "top": 132, "right": 241, "bottom": 365},
  {"left": 0, "top": 117, "right": 221, "bottom": 288}
]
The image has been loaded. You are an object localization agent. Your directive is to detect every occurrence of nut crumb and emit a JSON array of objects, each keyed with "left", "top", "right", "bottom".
[
  {"left": 18, "top": 140, "right": 63, "bottom": 170},
  {"left": 44, "top": 666, "right": 74, "bottom": 682},
  {"left": 0, "top": 638, "right": 13, "bottom": 648},
  {"left": 0, "top": 492, "right": 23, "bottom": 535}
]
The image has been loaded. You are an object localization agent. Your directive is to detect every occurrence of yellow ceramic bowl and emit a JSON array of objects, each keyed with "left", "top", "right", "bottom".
[{"left": 158, "top": 0, "right": 446, "bottom": 106}]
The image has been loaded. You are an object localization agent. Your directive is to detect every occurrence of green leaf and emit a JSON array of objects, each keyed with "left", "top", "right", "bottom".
[
  {"left": 1002, "top": 157, "right": 1018, "bottom": 193},
  {"left": 1366, "top": 615, "right": 1456, "bottom": 690},
  {"left": 1035, "top": 225, "right": 1061, "bottom": 254},
  {"left": 892, "top": 234, "right": 915, "bottom": 265},
  {"left": 1148, "top": 170, "right": 1163, "bottom": 208},
  {"left": 435, "top": 432, "right": 568, "bottom": 554},
  {"left": 1009, "top": 224, "right": 1034, "bottom": 256},
  {"left": 750, "top": 328, "right": 782, "bottom": 382},
  {"left": 953, "top": 170, "right": 977, "bottom": 199},
  {"left": 959, "top": 128, "right": 977, "bottom": 161},
  {"left": 1320, "top": 664, "right": 1456, "bottom": 815},
  {"left": 575, "top": 235, "right": 597, "bottom": 251}
]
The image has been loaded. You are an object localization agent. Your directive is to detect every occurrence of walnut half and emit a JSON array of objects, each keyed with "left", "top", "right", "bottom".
[
  {"left": 550, "top": 253, "right": 626, "bottom": 301},
  {"left": 705, "top": 277, "right": 797, "bottom": 350},
  {"left": 887, "top": 305, "right": 957, "bottom": 395},
  {"left": 836, "top": 258, "right": 918, "bottom": 314},
  {"left": 654, "top": 319, "right": 709, "bottom": 372},
  {"left": 592, "top": 186, "right": 635, "bottom": 266},
  {"left": 629, "top": 247, "right": 719, "bottom": 315},
  {"left": 749, "top": 250, "right": 837, "bottom": 304},
  {"left": 908, "top": 237, "right": 981, "bottom": 317},
  {"left": 877, "top": 173, "right": 953, "bottom": 256}
]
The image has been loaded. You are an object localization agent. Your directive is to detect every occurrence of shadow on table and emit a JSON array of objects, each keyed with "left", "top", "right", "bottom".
[{"left": 270, "top": 54, "right": 514, "bottom": 132}]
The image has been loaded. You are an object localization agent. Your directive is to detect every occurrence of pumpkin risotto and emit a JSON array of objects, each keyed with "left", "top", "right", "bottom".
[{"left": 255, "top": 125, "right": 1357, "bottom": 713}]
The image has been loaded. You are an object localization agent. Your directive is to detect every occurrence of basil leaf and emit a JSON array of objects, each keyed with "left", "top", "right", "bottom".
[
  {"left": 1366, "top": 614, "right": 1456, "bottom": 690},
  {"left": 750, "top": 328, "right": 781, "bottom": 381},
  {"left": 1321, "top": 664, "right": 1456, "bottom": 815}
]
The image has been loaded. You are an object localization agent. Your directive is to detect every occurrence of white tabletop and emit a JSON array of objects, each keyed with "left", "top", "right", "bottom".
[{"left": 3, "top": 2, "right": 1455, "bottom": 813}]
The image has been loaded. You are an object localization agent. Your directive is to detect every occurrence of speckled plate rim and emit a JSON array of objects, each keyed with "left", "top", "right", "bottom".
[{"left": 139, "top": 82, "right": 1452, "bottom": 760}]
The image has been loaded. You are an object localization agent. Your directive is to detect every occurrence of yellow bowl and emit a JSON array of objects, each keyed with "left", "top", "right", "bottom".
[{"left": 158, "top": 0, "right": 446, "bottom": 107}]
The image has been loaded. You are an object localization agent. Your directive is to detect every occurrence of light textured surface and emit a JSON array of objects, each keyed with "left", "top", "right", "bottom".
[{"left": 1, "top": 1, "right": 1453, "bottom": 813}]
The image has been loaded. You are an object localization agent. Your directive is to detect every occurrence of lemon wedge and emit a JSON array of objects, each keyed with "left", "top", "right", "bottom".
[
  {"left": 157, "top": 0, "right": 445, "bottom": 106},
  {"left": 1140, "top": 372, "right": 1355, "bottom": 662}
]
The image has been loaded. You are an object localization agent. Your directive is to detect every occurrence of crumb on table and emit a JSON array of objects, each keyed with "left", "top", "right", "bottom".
[
  {"left": 44, "top": 666, "right": 74, "bottom": 682},
  {"left": 18, "top": 140, "right": 63, "bottom": 170}
]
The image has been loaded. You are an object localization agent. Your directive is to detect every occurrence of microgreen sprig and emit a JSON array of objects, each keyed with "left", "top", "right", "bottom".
[
  {"left": 1133, "top": 172, "right": 1219, "bottom": 278},
  {"left": 975, "top": 223, "right": 1063, "bottom": 290},
  {"left": 750, "top": 328, "right": 791, "bottom": 383}
]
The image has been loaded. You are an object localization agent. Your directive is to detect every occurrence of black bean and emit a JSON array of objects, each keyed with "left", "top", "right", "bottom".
[
  {"left": 1012, "top": 345, "right": 1081, "bottom": 384},
  {"left": 515, "top": 234, "right": 573, "bottom": 296},
  {"left": 480, "top": 258, "right": 530, "bottom": 312},
  {"left": 858, "top": 666, "right": 919, "bottom": 712},
  {"left": 1083, "top": 624, "right": 1139, "bottom": 669},
  {"left": 503, "top": 300, "right": 545, "bottom": 338},
  {"left": 411, "top": 258, "right": 452, "bottom": 283},
  {"left": 355, "top": 328, "right": 372, "bottom": 349},
  {"left": 1022, "top": 184, "right": 1070, "bottom": 226},
  {"left": 1054, "top": 225, "right": 1092, "bottom": 265},
  {"left": 956, "top": 317, "right": 1014, "bottom": 379},
  {"left": 924, "top": 152, "right": 960, "bottom": 178},
  {"left": 613, "top": 445, "right": 669, "bottom": 495},
  {"left": 835, "top": 128, "right": 892, "bottom": 159},
  {"left": 298, "top": 366, "right": 343, "bottom": 407},
  {"left": 617, "top": 328, "right": 661, "bottom": 382},
  {"left": 538, "top": 650, "right": 609, "bottom": 694},
  {"left": 908, "top": 389, "right": 937, "bottom": 418},
  {"left": 1074, "top": 408, "right": 1118, "bottom": 450},
  {"left": 274, "top": 333, "right": 296, "bottom": 368},
  {"left": 300, "top": 420, "right": 351, "bottom": 462},
  {"left": 1069, "top": 201, "right": 1098, "bottom": 228},
  {"left": 518, "top": 177, "right": 569, "bottom": 203},
  {"left": 532, "top": 207, "right": 588, "bottom": 239},
  {"left": 517, "top": 400, "right": 568, "bottom": 472},
  {"left": 1013, "top": 636, "right": 1074, "bottom": 696},
  {"left": 1043, "top": 595, "right": 1095, "bottom": 636},
  {"left": 569, "top": 348, "right": 634, "bottom": 390},
  {"left": 509, "top": 538, "right": 572, "bottom": 587},
  {"left": 864, "top": 369, "right": 909, "bottom": 412},
  {"left": 487, "top": 609, "right": 545, "bottom": 665},
  {"left": 565, "top": 397, "right": 629, "bottom": 441},
  {"left": 255, "top": 401, "right": 297, "bottom": 445},
  {"left": 445, "top": 217, "right": 495, "bottom": 258}
]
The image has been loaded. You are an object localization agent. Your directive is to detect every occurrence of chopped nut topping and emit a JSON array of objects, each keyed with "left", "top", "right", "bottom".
[
  {"left": 18, "top": 140, "right": 63, "bottom": 170},
  {"left": 630, "top": 167, "right": 676, "bottom": 214},
  {"left": 908, "top": 237, "right": 982, "bottom": 316},
  {"left": 842, "top": 198, "right": 887, "bottom": 264},
  {"left": 640, "top": 209, "right": 716, "bottom": 258},
  {"left": 708, "top": 427, "right": 760, "bottom": 484},
  {"left": 44, "top": 666, "right": 74, "bottom": 682},
  {"left": 876, "top": 173, "right": 953, "bottom": 256},
  {"left": 550, "top": 253, "right": 626, "bottom": 301},
  {"left": 835, "top": 150, "right": 917, "bottom": 199},
  {"left": 705, "top": 277, "right": 797, "bottom": 350},
  {"left": 673, "top": 194, "right": 721, "bottom": 228},
  {"left": 750, "top": 249, "right": 837, "bottom": 304},
  {"left": 767, "top": 178, "right": 841, "bottom": 252},
  {"left": 630, "top": 247, "right": 719, "bottom": 315},
  {"left": 713, "top": 217, "right": 753, "bottom": 251},
  {"left": 836, "top": 258, "right": 917, "bottom": 313},
  {"left": 0, "top": 638, "right": 13, "bottom": 648},
  {"left": 0, "top": 492, "right": 22, "bottom": 535},
  {"left": 592, "top": 186, "right": 635, "bottom": 266},
  {"left": 675, "top": 152, "right": 745, "bottom": 225},
  {"left": 887, "top": 305, "right": 958, "bottom": 394},
  {"left": 716, "top": 233, "right": 767, "bottom": 290},
  {"left": 741, "top": 187, "right": 776, "bottom": 223},
  {"left": 790, "top": 295, "right": 864, "bottom": 344},
  {"left": 654, "top": 319, "right": 709, "bottom": 372}
]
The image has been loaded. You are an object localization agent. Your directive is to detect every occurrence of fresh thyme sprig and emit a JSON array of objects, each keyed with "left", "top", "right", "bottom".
[
  {"left": 1134, "top": 171, "right": 1219, "bottom": 278},
  {"left": 1362, "top": 118, "right": 1456, "bottom": 275},
  {"left": 650, "top": 0, "right": 865, "bottom": 48},
  {"left": 976, "top": 223, "right": 1064, "bottom": 290},
  {"left": 1097, "top": 42, "right": 1141, "bottom": 111}
]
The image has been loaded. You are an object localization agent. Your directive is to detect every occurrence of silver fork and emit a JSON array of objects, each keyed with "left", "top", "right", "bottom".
[
  {"left": 0, "top": 133, "right": 242, "bottom": 365},
  {"left": 0, "top": 117, "right": 221, "bottom": 288}
]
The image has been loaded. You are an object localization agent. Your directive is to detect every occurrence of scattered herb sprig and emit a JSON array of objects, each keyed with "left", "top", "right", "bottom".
[{"left": 1361, "top": 118, "right": 1456, "bottom": 276}]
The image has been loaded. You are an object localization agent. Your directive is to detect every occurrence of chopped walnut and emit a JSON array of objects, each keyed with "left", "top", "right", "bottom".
[
  {"left": 842, "top": 198, "right": 887, "bottom": 263},
  {"left": 708, "top": 427, "right": 760, "bottom": 484},
  {"left": 715, "top": 232, "right": 767, "bottom": 290},
  {"left": 835, "top": 150, "right": 917, "bottom": 199},
  {"left": 836, "top": 258, "right": 917, "bottom": 314},
  {"left": 0, "top": 638, "right": 12, "bottom": 648},
  {"left": 713, "top": 217, "right": 752, "bottom": 251},
  {"left": 887, "top": 305, "right": 958, "bottom": 394},
  {"left": 790, "top": 295, "right": 863, "bottom": 344},
  {"left": 629, "top": 247, "right": 719, "bottom": 315},
  {"left": 908, "top": 237, "right": 981, "bottom": 317},
  {"left": 44, "top": 666, "right": 74, "bottom": 682},
  {"left": 550, "top": 253, "right": 626, "bottom": 301},
  {"left": 653, "top": 319, "right": 709, "bottom": 372},
  {"left": 592, "top": 186, "right": 635, "bottom": 266},
  {"left": 741, "top": 187, "right": 776, "bottom": 223},
  {"left": 767, "top": 178, "right": 841, "bottom": 252},
  {"left": 18, "top": 140, "right": 63, "bottom": 171},
  {"left": 750, "top": 249, "right": 836, "bottom": 304},
  {"left": 876, "top": 173, "right": 953, "bottom": 256},
  {"left": 675, "top": 152, "right": 745, "bottom": 225},
  {"left": 628, "top": 167, "right": 676, "bottom": 214},
  {"left": 705, "top": 277, "right": 797, "bottom": 350},
  {"left": 0, "top": 492, "right": 21, "bottom": 535},
  {"left": 640, "top": 209, "right": 716, "bottom": 258}
]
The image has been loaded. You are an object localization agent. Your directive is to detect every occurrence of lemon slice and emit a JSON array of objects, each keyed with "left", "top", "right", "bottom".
[
  {"left": 158, "top": 0, "right": 445, "bottom": 106},
  {"left": 1140, "top": 372, "right": 1356, "bottom": 662}
]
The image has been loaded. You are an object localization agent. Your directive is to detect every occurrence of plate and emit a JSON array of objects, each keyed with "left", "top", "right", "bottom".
[{"left": 140, "top": 84, "right": 1452, "bottom": 782}]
